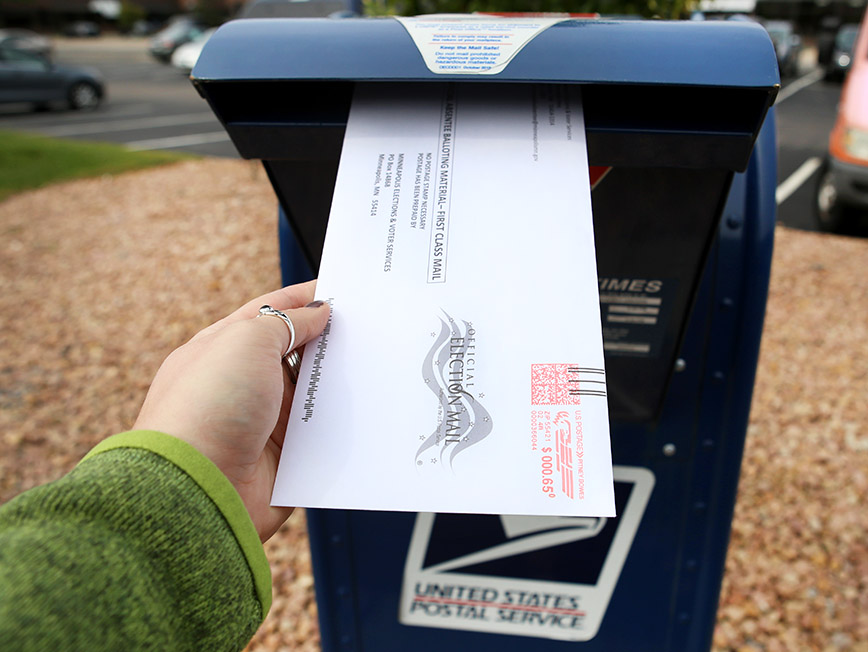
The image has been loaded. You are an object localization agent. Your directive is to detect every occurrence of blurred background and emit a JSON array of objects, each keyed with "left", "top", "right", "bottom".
[
  {"left": 2, "top": 1, "right": 868, "bottom": 651},
  {"left": 2, "top": 0, "right": 868, "bottom": 234}
]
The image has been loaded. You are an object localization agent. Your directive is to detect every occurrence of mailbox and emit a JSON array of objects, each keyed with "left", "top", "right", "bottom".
[{"left": 193, "top": 16, "right": 778, "bottom": 651}]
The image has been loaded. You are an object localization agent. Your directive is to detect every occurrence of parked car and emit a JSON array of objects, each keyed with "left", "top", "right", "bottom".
[
  {"left": 815, "top": 10, "right": 868, "bottom": 232},
  {"left": 170, "top": 27, "right": 217, "bottom": 73},
  {"left": 817, "top": 15, "right": 842, "bottom": 67},
  {"left": 0, "top": 28, "right": 53, "bottom": 59},
  {"left": 148, "top": 16, "right": 206, "bottom": 63},
  {"left": 762, "top": 20, "right": 801, "bottom": 78},
  {"left": 0, "top": 45, "right": 104, "bottom": 110},
  {"left": 824, "top": 23, "right": 859, "bottom": 82},
  {"left": 130, "top": 19, "right": 164, "bottom": 36},
  {"left": 236, "top": 0, "right": 355, "bottom": 18},
  {"left": 63, "top": 20, "right": 101, "bottom": 38}
]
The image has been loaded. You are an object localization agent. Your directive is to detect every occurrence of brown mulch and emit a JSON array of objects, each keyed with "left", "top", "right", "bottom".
[
  {"left": 1, "top": 159, "right": 867, "bottom": 651},
  {"left": 0, "top": 159, "right": 318, "bottom": 651},
  {"left": 716, "top": 226, "right": 868, "bottom": 652}
]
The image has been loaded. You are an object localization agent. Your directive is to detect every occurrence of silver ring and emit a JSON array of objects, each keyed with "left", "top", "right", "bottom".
[
  {"left": 258, "top": 305, "right": 296, "bottom": 358},
  {"left": 285, "top": 349, "right": 302, "bottom": 384}
]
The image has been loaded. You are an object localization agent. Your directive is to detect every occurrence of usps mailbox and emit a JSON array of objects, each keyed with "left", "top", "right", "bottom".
[{"left": 193, "top": 17, "right": 778, "bottom": 651}]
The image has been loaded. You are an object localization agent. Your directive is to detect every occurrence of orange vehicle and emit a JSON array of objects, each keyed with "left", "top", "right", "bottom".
[{"left": 816, "top": 9, "right": 868, "bottom": 232}]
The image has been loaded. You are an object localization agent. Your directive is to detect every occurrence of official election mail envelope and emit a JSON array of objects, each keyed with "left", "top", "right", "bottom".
[{"left": 272, "top": 83, "right": 615, "bottom": 517}]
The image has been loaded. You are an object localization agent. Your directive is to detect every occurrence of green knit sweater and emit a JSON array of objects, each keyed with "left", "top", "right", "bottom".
[{"left": 0, "top": 430, "right": 272, "bottom": 651}]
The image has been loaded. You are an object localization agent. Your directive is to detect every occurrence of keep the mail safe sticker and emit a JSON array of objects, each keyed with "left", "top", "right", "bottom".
[{"left": 397, "top": 15, "right": 565, "bottom": 75}]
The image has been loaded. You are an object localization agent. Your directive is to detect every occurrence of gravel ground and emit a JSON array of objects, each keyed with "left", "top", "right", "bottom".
[{"left": 1, "top": 159, "right": 867, "bottom": 651}]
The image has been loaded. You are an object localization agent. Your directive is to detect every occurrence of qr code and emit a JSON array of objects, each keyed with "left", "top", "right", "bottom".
[{"left": 531, "top": 364, "right": 583, "bottom": 405}]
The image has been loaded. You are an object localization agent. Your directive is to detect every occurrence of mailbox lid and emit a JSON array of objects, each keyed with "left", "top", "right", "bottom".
[
  {"left": 193, "top": 17, "right": 778, "bottom": 89},
  {"left": 190, "top": 17, "right": 780, "bottom": 423},
  {"left": 192, "top": 18, "right": 778, "bottom": 173}
]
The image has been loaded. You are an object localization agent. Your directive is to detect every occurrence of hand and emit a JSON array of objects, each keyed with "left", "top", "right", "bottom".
[{"left": 133, "top": 281, "right": 330, "bottom": 541}]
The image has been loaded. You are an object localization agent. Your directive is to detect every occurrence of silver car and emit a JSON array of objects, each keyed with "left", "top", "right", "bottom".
[
  {"left": 0, "top": 45, "right": 104, "bottom": 110},
  {"left": 0, "top": 29, "right": 54, "bottom": 59}
]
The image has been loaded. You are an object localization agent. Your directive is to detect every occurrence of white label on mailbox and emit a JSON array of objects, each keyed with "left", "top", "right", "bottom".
[
  {"left": 398, "top": 466, "right": 655, "bottom": 641},
  {"left": 396, "top": 15, "right": 564, "bottom": 75}
]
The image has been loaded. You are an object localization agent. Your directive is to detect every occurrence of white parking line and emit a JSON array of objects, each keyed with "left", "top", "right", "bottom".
[
  {"left": 38, "top": 112, "right": 218, "bottom": 137},
  {"left": 0, "top": 104, "right": 154, "bottom": 127},
  {"left": 776, "top": 156, "right": 823, "bottom": 205},
  {"left": 96, "top": 104, "right": 156, "bottom": 118},
  {"left": 125, "top": 131, "right": 232, "bottom": 150},
  {"left": 66, "top": 103, "right": 156, "bottom": 120},
  {"left": 776, "top": 68, "right": 824, "bottom": 104}
]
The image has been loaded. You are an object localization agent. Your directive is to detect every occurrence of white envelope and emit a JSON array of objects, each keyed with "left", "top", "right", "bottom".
[{"left": 273, "top": 83, "right": 615, "bottom": 517}]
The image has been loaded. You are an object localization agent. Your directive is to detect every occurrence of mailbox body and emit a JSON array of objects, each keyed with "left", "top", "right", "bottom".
[{"left": 193, "top": 17, "right": 778, "bottom": 651}]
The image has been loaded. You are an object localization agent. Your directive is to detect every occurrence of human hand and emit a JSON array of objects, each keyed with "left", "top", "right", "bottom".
[{"left": 133, "top": 281, "right": 330, "bottom": 541}]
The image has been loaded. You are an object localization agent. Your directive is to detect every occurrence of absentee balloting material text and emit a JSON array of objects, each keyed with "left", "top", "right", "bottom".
[{"left": 272, "top": 83, "right": 615, "bottom": 517}]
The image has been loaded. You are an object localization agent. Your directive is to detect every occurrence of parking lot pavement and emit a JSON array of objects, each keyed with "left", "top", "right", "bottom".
[
  {"left": 0, "top": 32, "right": 858, "bottom": 213},
  {"left": 0, "top": 34, "right": 238, "bottom": 158}
]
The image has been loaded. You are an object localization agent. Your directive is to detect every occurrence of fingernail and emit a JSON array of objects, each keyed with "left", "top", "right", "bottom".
[{"left": 306, "top": 300, "right": 326, "bottom": 308}]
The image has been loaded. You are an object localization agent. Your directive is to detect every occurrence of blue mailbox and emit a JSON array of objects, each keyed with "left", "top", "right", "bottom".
[{"left": 193, "top": 17, "right": 778, "bottom": 651}]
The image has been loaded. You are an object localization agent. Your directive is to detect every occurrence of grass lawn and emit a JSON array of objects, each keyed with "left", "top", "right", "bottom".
[{"left": 0, "top": 130, "right": 195, "bottom": 202}]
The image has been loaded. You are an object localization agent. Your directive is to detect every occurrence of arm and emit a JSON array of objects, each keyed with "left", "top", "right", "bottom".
[
  {"left": 0, "top": 282, "right": 330, "bottom": 651},
  {"left": 0, "top": 431, "right": 267, "bottom": 652}
]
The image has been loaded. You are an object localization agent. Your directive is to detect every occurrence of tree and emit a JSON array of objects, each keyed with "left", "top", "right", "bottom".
[
  {"left": 118, "top": 1, "right": 145, "bottom": 34},
  {"left": 363, "top": 0, "right": 696, "bottom": 20}
]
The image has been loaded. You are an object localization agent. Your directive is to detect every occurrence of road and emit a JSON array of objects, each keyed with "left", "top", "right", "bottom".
[
  {"left": 0, "top": 36, "right": 237, "bottom": 158},
  {"left": 774, "top": 69, "right": 843, "bottom": 232},
  {"left": 0, "top": 36, "right": 859, "bottom": 233}
]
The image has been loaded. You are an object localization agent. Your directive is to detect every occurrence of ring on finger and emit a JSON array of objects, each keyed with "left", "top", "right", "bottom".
[
  {"left": 257, "top": 305, "right": 296, "bottom": 358},
  {"left": 285, "top": 349, "right": 302, "bottom": 384}
]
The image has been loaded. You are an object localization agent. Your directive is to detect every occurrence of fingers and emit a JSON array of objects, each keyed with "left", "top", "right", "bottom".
[
  {"left": 260, "top": 301, "right": 331, "bottom": 357},
  {"left": 269, "top": 359, "right": 297, "bottom": 449},
  {"left": 192, "top": 281, "right": 320, "bottom": 342},
  {"left": 231, "top": 281, "right": 319, "bottom": 321}
]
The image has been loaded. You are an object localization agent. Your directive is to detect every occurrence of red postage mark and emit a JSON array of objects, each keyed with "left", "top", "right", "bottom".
[
  {"left": 532, "top": 364, "right": 577, "bottom": 405},
  {"left": 530, "top": 408, "right": 585, "bottom": 501},
  {"left": 530, "top": 364, "right": 602, "bottom": 501},
  {"left": 531, "top": 364, "right": 607, "bottom": 405}
]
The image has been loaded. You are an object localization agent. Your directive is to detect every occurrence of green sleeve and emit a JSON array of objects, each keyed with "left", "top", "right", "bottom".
[{"left": 0, "top": 430, "right": 272, "bottom": 652}]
